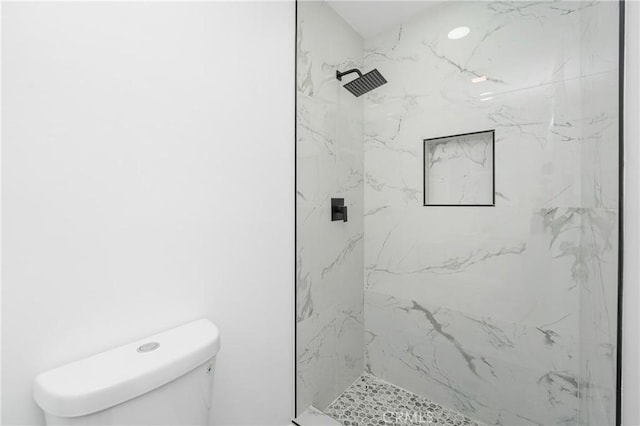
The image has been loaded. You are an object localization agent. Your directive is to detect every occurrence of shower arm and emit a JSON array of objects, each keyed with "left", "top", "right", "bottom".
[{"left": 336, "top": 69, "right": 363, "bottom": 81}]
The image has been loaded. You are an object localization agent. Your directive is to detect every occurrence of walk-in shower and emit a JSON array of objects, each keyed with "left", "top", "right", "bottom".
[{"left": 295, "top": 1, "right": 622, "bottom": 425}]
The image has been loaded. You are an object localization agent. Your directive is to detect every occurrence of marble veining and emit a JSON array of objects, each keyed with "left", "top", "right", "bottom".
[
  {"left": 364, "top": 290, "right": 584, "bottom": 425},
  {"left": 424, "top": 131, "right": 494, "bottom": 205},
  {"left": 363, "top": 1, "right": 619, "bottom": 425},
  {"left": 296, "top": 1, "right": 619, "bottom": 424},
  {"left": 296, "top": 0, "right": 365, "bottom": 413}
]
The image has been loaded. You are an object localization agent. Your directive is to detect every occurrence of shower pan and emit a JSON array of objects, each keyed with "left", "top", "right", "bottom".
[{"left": 295, "top": 1, "right": 623, "bottom": 425}]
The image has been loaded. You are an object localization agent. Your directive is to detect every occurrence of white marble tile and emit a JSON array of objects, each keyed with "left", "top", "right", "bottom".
[
  {"left": 362, "top": 204, "right": 617, "bottom": 424},
  {"left": 297, "top": 306, "right": 339, "bottom": 412},
  {"left": 578, "top": 208, "right": 619, "bottom": 426},
  {"left": 364, "top": 1, "right": 617, "bottom": 101},
  {"left": 365, "top": 290, "right": 581, "bottom": 426},
  {"left": 364, "top": 74, "right": 620, "bottom": 211},
  {"left": 296, "top": 0, "right": 364, "bottom": 413},
  {"left": 297, "top": 302, "right": 364, "bottom": 412},
  {"left": 297, "top": 0, "right": 619, "bottom": 423},
  {"left": 425, "top": 131, "right": 494, "bottom": 205},
  {"left": 362, "top": 1, "right": 619, "bottom": 425}
]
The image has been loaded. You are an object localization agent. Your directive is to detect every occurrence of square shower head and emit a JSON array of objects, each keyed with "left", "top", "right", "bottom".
[{"left": 342, "top": 69, "right": 387, "bottom": 97}]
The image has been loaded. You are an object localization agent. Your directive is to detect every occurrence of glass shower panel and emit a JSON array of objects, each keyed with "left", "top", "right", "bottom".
[
  {"left": 295, "top": 0, "right": 365, "bottom": 415},
  {"left": 296, "top": 1, "right": 620, "bottom": 425}
]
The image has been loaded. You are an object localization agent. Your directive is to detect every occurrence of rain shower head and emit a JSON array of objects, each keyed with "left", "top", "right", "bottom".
[{"left": 336, "top": 68, "right": 387, "bottom": 97}]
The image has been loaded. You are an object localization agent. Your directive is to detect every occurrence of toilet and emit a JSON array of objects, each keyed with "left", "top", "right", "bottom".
[{"left": 33, "top": 319, "right": 220, "bottom": 425}]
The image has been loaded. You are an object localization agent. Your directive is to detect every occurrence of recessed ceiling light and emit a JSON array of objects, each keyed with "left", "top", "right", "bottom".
[
  {"left": 472, "top": 75, "right": 487, "bottom": 83},
  {"left": 448, "top": 26, "right": 470, "bottom": 40},
  {"left": 480, "top": 96, "right": 494, "bottom": 102},
  {"left": 479, "top": 92, "right": 493, "bottom": 96}
]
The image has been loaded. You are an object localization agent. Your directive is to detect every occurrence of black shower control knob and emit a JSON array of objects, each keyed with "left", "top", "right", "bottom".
[{"left": 331, "top": 198, "right": 348, "bottom": 222}]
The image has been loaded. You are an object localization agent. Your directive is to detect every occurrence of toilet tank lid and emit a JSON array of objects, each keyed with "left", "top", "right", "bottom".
[{"left": 33, "top": 319, "right": 220, "bottom": 418}]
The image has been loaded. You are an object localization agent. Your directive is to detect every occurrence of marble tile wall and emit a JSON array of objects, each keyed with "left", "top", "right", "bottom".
[
  {"left": 362, "top": 2, "right": 619, "bottom": 425},
  {"left": 577, "top": 4, "right": 620, "bottom": 424},
  {"left": 296, "top": 0, "right": 364, "bottom": 414},
  {"left": 424, "top": 131, "right": 494, "bottom": 205}
]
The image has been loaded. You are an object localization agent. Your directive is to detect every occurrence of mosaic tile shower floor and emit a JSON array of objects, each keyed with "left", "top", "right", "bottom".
[{"left": 324, "top": 373, "right": 485, "bottom": 426}]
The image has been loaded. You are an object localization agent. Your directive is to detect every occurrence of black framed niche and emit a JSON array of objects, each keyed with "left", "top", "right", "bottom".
[{"left": 423, "top": 129, "right": 495, "bottom": 207}]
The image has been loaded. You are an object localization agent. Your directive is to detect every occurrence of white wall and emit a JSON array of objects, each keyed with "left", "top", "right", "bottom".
[
  {"left": 623, "top": 1, "right": 640, "bottom": 425},
  {"left": 1, "top": 2, "right": 294, "bottom": 425}
]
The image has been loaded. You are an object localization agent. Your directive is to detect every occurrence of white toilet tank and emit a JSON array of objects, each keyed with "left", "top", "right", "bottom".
[{"left": 33, "top": 319, "right": 221, "bottom": 425}]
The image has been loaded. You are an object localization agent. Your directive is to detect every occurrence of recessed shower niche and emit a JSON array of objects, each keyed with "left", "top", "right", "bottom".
[{"left": 423, "top": 130, "right": 495, "bottom": 206}]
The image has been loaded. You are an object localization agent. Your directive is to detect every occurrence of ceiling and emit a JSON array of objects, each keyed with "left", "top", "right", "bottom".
[{"left": 325, "top": 1, "right": 441, "bottom": 39}]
